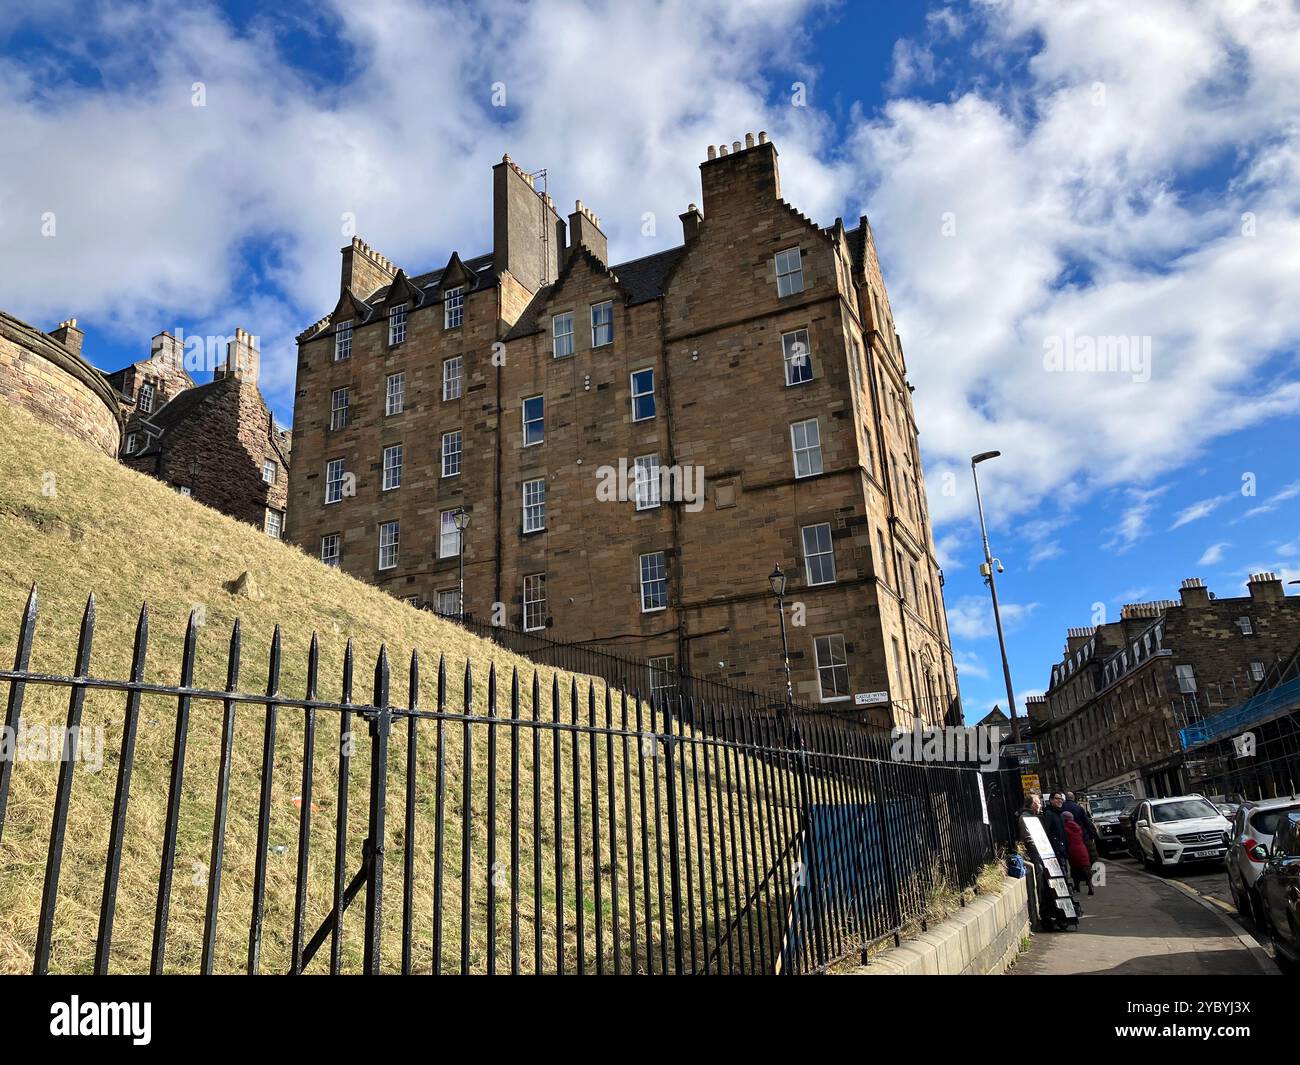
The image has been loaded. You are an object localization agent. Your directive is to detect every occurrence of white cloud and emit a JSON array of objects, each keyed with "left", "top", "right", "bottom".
[
  {"left": 1197, "top": 541, "right": 1230, "bottom": 566},
  {"left": 1105, "top": 486, "right": 1167, "bottom": 552},
  {"left": 1170, "top": 493, "right": 1235, "bottom": 529},
  {"left": 1243, "top": 478, "right": 1300, "bottom": 519},
  {"left": 855, "top": 0, "right": 1300, "bottom": 534},
  {"left": 946, "top": 594, "right": 1039, "bottom": 641},
  {"left": 953, "top": 649, "right": 990, "bottom": 681}
]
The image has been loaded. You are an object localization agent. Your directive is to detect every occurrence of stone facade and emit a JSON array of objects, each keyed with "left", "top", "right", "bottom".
[
  {"left": 1035, "top": 574, "right": 1300, "bottom": 797},
  {"left": 104, "top": 331, "right": 195, "bottom": 424},
  {"left": 286, "top": 136, "right": 958, "bottom": 727},
  {"left": 0, "top": 311, "right": 123, "bottom": 457},
  {"left": 118, "top": 331, "right": 290, "bottom": 535}
]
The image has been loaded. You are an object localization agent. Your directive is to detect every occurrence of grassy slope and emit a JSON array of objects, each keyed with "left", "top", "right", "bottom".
[{"left": 0, "top": 401, "right": 791, "bottom": 974}]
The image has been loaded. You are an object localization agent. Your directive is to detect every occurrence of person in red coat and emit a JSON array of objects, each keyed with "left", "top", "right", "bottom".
[{"left": 1062, "top": 811, "right": 1094, "bottom": 896}]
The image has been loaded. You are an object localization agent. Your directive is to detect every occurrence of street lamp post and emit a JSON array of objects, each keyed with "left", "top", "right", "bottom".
[
  {"left": 971, "top": 452, "right": 1022, "bottom": 744},
  {"left": 768, "top": 563, "right": 795, "bottom": 717},
  {"left": 453, "top": 507, "right": 471, "bottom": 620}
]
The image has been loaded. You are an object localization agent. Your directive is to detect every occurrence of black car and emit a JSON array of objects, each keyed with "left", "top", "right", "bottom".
[
  {"left": 1086, "top": 792, "right": 1137, "bottom": 857},
  {"left": 1118, "top": 803, "right": 1143, "bottom": 860},
  {"left": 1257, "top": 810, "right": 1300, "bottom": 969}
]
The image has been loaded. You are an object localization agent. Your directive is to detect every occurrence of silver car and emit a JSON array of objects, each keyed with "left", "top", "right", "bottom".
[{"left": 1225, "top": 797, "right": 1300, "bottom": 925}]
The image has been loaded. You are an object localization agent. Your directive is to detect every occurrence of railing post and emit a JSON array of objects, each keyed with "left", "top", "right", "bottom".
[
  {"left": 661, "top": 726, "right": 686, "bottom": 974},
  {"left": 364, "top": 647, "right": 391, "bottom": 975}
]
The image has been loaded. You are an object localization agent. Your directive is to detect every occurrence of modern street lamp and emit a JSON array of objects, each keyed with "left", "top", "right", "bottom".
[
  {"left": 453, "top": 507, "right": 471, "bottom": 619},
  {"left": 971, "top": 451, "right": 1022, "bottom": 743}
]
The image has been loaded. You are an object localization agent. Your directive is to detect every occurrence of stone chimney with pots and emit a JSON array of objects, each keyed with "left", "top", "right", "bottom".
[
  {"left": 1179, "top": 577, "right": 1210, "bottom": 608},
  {"left": 48, "top": 318, "right": 84, "bottom": 358},
  {"left": 567, "top": 200, "right": 608, "bottom": 266}
]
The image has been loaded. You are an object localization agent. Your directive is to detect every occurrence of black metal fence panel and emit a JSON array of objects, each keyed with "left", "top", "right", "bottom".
[{"left": 0, "top": 586, "right": 994, "bottom": 974}]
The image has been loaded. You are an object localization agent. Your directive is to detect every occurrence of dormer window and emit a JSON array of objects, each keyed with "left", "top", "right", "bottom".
[
  {"left": 444, "top": 287, "right": 464, "bottom": 329},
  {"left": 388, "top": 303, "right": 407, "bottom": 346},
  {"left": 138, "top": 383, "right": 154, "bottom": 414},
  {"left": 334, "top": 320, "right": 353, "bottom": 361}
]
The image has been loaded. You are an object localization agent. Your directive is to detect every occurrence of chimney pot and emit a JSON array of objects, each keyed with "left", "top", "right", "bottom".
[
  {"left": 745, "top": 132, "right": 755, "bottom": 148},
  {"left": 732, "top": 140, "right": 742, "bottom": 153},
  {"left": 707, "top": 145, "right": 717, "bottom": 160},
  {"left": 759, "top": 131, "right": 769, "bottom": 144}
]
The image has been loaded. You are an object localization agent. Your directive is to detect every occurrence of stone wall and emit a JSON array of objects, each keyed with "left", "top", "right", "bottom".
[{"left": 0, "top": 311, "right": 122, "bottom": 458}]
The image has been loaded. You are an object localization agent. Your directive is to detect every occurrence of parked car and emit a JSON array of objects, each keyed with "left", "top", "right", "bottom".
[
  {"left": 1085, "top": 791, "right": 1137, "bottom": 857},
  {"left": 1224, "top": 798, "right": 1300, "bottom": 925},
  {"left": 1256, "top": 810, "right": 1300, "bottom": 969},
  {"left": 1133, "top": 795, "right": 1232, "bottom": 870},
  {"left": 1216, "top": 802, "right": 1241, "bottom": 821}
]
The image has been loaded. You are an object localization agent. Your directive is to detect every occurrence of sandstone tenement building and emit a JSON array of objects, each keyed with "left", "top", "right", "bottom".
[
  {"left": 112, "top": 329, "right": 292, "bottom": 537},
  {"left": 0, "top": 310, "right": 122, "bottom": 457},
  {"left": 286, "top": 135, "right": 958, "bottom": 727},
  {"left": 1033, "top": 574, "right": 1300, "bottom": 797}
]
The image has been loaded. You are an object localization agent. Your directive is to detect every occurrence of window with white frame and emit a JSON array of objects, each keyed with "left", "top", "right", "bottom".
[
  {"left": 388, "top": 303, "right": 407, "bottom": 346},
  {"left": 522, "top": 477, "right": 546, "bottom": 533},
  {"left": 523, "top": 573, "right": 547, "bottom": 631},
  {"left": 591, "top": 301, "right": 614, "bottom": 347},
  {"left": 1237, "top": 616, "right": 1254, "bottom": 635},
  {"left": 330, "top": 387, "right": 349, "bottom": 431},
  {"left": 522, "top": 394, "right": 544, "bottom": 446},
  {"left": 262, "top": 459, "right": 276, "bottom": 484},
  {"left": 320, "top": 533, "right": 340, "bottom": 567},
  {"left": 178, "top": 486, "right": 191, "bottom": 497},
  {"left": 634, "top": 454, "right": 661, "bottom": 510},
  {"left": 639, "top": 551, "right": 668, "bottom": 612},
  {"left": 325, "top": 458, "right": 345, "bottom": 503},
  {"left": 802, "top": 523, "right": 836, "bottom": 585},
  {"left": 552, "top": 312, "right": 574, "bottom": 358},
  {"left": 442, "top": 356, "right": 463, "bottom": 401},
  {"left": 439, "top": 509, "right": 461, "bottom": 558},
  {"left": 774, "top": 247, "right": 804, "bottom": 297},
  {"left": 138, "top": 382, "right": 155, "bottom": 413},
  {"left": 437, "top": 590, "right": 459, "bottom": 616},
  {"left": 382, "top": 444, "right": 403, "bottom": 491},
  {"left": 125, "top": 432, "right": 137, "bottom": 454},
  {"left": 334, "top": 319, "right": 352, "bottom": 361},
  {"left": 444, "top": 286, "right": 464, "bottom": 329},
  {"left": 790, "top": 419, "right": 823, "bottom": 478},
  {"left": 631, "top": 368, "right": 655, "bottom": 421},
  {"left": 386, "top": 372, "right": 405, "bottom": 416},
  {"left": 782, "top": 329, "right": 813, "bottom": 385},
  {"left": 648, "top": 656, "right": 676, "bottom": 706},
  {"left": 1249, "top": 661, "right": 1266, "bottom": 682},
  {"left": 378, "top": 521, "right": 399, "bottom": 570},
  {"left": 815, "top": 634, "right": 850, "bottom": 701},
  {"left": 265, "top": 508, "right": 283, "bottom": 540},
  {"left": 441, "top": 430, "right": 462, "bottom": 477},
  {"left": 1175, "top": 664, "right": 1197, "bottom": 693}
]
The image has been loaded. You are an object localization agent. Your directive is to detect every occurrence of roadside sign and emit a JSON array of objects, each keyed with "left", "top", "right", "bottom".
[
  {"left": 854, "top": 691, "right": 889, "bottom": 706},
  {"left": 1003, "top": 742, "right": 1038, "bottom": 763},
  {"left": 976, "top": 774, "right": 990, "bottom": 825},
  {"left": 1020, "top": 772, "right": 1041, "bottom": 796}
]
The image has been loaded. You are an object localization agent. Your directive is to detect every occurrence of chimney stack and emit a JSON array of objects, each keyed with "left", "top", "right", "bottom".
[
  {"left": 679, "top": 203, "right": 703, "bottom": 243},
  {"left": 494, "top": 153, "right": 565, "bottom": 293},
  {"left": 1179, "top": 577, "right": 1210, "bottom": 608},
  {"left": 48, "top": 319, "right": 84, "bottom": 358},
  {"left": 215, "top": 327, "right": 260, "bottom": 384},
  {"left": 340, "top": 236, "right": 398, "bottom": 299},
  {"left": 700, "top": 132, "right": 781, "bottom": 219},
  {"left": 567, "top": 199, "right": 608, "bottom": 266},
  {"left": 150, "top": 330, "right": 183, "bottom": 370},
  {"left": 1247, "top": 572, "right": 1284, "bottom": 603}
]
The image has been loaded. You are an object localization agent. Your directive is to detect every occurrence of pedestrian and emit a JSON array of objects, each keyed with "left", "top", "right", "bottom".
[
  {"left": 1063, "top": 811, "right": 1094, "bottom": 896},
  {"left": 1042, "top": 792, "right": 1070, "bottom": 868}
]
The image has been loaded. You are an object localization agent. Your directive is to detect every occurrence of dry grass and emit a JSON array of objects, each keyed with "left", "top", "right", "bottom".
[{"left": 0, "top": 402, "right": 800, "bottom": 974}]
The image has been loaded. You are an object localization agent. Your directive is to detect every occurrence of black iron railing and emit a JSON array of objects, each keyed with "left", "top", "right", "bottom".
[{"left": 0, "top": 586, "right": 993, "bottom": 974}]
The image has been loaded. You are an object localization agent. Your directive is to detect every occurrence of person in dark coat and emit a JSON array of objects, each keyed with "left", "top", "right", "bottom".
[
  {"left": 1063, "top": 811, "right": 1094, "bottom": 895},
  {"left": 1041, "top": 793, "right": 1070, "bottom": 868}
]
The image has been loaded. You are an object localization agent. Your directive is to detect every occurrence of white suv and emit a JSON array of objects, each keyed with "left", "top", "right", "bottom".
[{"left": 1134, "top": 795, "right": 1232, "bottom": 870}]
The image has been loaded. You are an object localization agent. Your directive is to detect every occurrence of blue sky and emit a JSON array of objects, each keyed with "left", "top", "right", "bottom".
[{"left": 2, "top": 0, "right": 1298, "bottom": 721}]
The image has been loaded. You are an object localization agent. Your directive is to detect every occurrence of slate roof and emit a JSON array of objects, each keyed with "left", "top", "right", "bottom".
[
  {"left": 126, "top": 378, "right": 229, "bottom": 456},
  {"left": 504, "top": 245, "right": 686, "bottom": 341}
]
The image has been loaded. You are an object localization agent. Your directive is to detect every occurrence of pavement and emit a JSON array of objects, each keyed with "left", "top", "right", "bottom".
[{"left": 1011, "top": 857, "right": 1278, "bottom": 976}]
